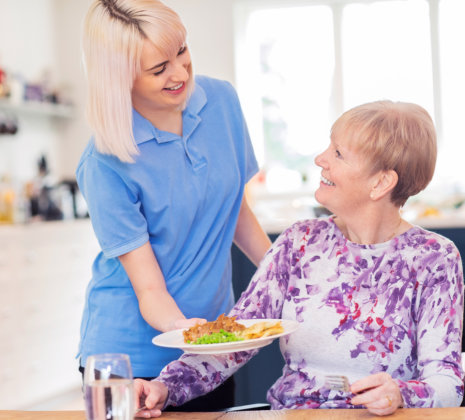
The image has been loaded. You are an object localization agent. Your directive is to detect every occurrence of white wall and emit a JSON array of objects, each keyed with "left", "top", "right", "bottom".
[
  {"left": 166, "top": 0, "right": 236, "bottom": 83},
  {"left": 0, "top": 0, "right": 61, "bottom": 183},
  {"left": 0, "top": 0, "right": 235, "bottom": 183}
]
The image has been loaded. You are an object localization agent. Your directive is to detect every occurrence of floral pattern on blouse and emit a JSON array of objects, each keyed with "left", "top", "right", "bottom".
[{"left": 158, "top": 217, "right": 464, "bottom": 409}]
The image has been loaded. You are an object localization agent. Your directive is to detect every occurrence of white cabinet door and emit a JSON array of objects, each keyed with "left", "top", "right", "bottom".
[{"left": 0, "top": 220, "right": 100, "bottom": 409}]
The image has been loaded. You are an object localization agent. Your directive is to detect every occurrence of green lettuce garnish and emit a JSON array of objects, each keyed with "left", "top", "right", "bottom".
[{"left": 189, "top": 329, "right": 244, "bottom": 344}]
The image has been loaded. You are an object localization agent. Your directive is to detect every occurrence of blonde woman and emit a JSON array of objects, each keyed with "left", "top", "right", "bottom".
[
  {"left": 134, "top": 101, "right": 463, "bottom": 417},
  {"left": 76, "top": 0, "right": 271, "bottom": 411}
]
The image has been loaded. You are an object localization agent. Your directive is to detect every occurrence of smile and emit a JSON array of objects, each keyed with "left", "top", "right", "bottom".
[
  {"left": 321, "top": 175, "right": 335, "bottom": 186},
  {"left": 165, "top": 82, "right": 184, "bottom": 91}
]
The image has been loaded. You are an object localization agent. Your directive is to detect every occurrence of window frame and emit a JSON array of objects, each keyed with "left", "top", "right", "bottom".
[{"left": 233, "top": 0, "right": 443, "bottom": 157}]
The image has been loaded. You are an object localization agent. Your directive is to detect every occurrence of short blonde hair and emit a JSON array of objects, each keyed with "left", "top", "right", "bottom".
[
  {"left": 82, "top": 0, "right": 191, "bottom": 162},
  {"left": 331, "top": 101, "right": 437, "bottom": 207}
]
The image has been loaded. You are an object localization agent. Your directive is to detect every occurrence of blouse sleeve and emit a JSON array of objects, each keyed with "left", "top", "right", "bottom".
[
  {"left": 76, "top": 153, "right": 148, "bottom": 258},
  {"left": 156, "top": 226, "right": 295, "bottom": 408},
  {"left": 397, "top": 242, "right": 464, "bottom": 407}
]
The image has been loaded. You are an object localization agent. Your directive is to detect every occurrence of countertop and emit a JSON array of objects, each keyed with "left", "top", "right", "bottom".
[{"left": 2, "top": 408, "right": 465, "bottom": 420}]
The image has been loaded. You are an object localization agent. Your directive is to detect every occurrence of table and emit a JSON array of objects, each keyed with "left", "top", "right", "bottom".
[{"left": 1, "top": 408, "right": 465, "bottom": 420}]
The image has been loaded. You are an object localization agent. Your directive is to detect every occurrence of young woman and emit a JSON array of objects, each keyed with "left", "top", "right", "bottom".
[
  {"left": 134, "top": 101, "right": 464, "bottom": 417},
  {"left": 76, "top": 0, "right": 271, "bottom": 410}
]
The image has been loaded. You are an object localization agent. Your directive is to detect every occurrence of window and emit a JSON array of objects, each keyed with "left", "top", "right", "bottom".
[{"left": 235, "top": 0, "right": 465, "bottom": 200}]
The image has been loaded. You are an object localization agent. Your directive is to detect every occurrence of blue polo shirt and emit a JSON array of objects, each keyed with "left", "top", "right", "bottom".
[{"left": 76, "top": 76, "right": 258, "bottom": 377}]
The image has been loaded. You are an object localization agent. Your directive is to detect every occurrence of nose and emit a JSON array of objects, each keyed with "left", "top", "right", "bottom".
[
  {"left": 171, "top": 57, "right": 190, "bottom": 82},
  {"left": 314, "top": 149, "right": 327, "bottom": 168}
]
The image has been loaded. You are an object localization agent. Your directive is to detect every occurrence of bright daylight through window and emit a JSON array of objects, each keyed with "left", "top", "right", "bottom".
[{"left": 235, "top": 0, "right": 465, "bottom": 221}]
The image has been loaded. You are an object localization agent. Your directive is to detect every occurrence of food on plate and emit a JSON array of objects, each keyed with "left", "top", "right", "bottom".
[
  {"left": 190, "top": 329, "right": 244, "bottom": 344},
  {"left": 183, "top": 314, "right": 285, "bottom": 345},
  {"left": 239, "top": 320, "right": 284, "bottom": 340},
  {"left": 183, "top": 314, "right": 245, "bottom": 344}
]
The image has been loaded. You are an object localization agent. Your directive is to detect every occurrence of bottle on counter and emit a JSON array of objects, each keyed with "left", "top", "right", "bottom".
[{"left": 0, "top": 175, "right": 15, "bottom": 224}]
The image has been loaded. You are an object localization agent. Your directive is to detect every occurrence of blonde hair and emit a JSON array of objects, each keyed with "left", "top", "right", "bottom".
[
  {"left": 331, "top": 101, "right": 437, "bottom": 207},
  {"left": 82, "top": 0, "right": 189, "bottom": 162}
]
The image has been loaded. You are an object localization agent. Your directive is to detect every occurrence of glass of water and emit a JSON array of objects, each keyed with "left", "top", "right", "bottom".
[{"left": 84, "top": 353, "right": 134, "bottom": 420}]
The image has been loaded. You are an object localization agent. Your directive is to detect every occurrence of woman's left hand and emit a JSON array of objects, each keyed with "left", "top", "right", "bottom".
[{"left": 350, "top": 372, "right": 403, "bottom": 416}]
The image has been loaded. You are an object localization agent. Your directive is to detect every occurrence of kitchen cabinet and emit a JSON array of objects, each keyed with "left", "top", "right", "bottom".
[{"left": 0, "top": 220, "right": 99, "bottom": 409}]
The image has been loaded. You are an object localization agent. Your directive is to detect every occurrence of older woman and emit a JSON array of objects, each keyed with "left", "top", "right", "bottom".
[{"left": 134, "top": 101, "right": 464, "bottom": 417}]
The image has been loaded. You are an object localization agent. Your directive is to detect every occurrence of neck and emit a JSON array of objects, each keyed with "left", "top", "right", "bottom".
[
  {"left": 135, "top": 105, "right": 183, "bottom": 136},
  {"left": 334, "top": 207, "right": 408, "bottom": 245}
]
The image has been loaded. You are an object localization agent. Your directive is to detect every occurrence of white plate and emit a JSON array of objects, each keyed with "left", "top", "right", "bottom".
[{"left": 152, "top": 319, "right": 299, "bottom": 354}]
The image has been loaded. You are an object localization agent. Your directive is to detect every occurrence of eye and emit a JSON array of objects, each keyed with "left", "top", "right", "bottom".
[
  {"left": 177, "top": 45, "right": 187, "bottom": 56},
  {"left": 153, "top": 65, "right": 166, "bottom": 76}
]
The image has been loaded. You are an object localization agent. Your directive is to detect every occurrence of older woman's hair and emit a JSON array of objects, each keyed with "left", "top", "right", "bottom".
[
  {"left": 82, "top": 0, "right": 191, "bottom": 162},
  {"left": 331, "top": 101, "right": 437, "bottom": 207}
]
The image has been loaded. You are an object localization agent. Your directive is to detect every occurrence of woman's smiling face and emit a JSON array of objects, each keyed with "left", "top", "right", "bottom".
[
  {"left": 314, "top": 129, "right": 376, "bottom": 216},
  {"left": 131, "top": 39, "right": 193, "bottom": 115}
]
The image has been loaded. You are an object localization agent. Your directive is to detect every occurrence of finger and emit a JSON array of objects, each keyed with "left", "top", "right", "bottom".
[
  {"left": 174, "top": 318, "right": 206, "bottom": 329},
  {"left": 365, "top": 396, "right": 399, "bottom": 417},
  {"left": 144, "top": 392, "right": 162, "bottom": 410},
  {"left": 186, "top": 318, "right": 207, "bottom": 325},
  {"left": 351, "top": 381, "right": 394, "bottom": 407},
  {"left": 135, "top": 408, "right": 162, "bottom": 418},
  {"left": 351, "top": 372, "right": 389, "bottom": 394},
  {"left": 133, "top": 379, "right": 148, "bottom": 410},
  {"left": 366, "top": 406, "right": 397, "bottom": 417},
  {"left": 351, "top": 387, "right": 381, "bottom": 406},
  {"left": 353, "top": 386, "right": 400, "bottom": 415}
]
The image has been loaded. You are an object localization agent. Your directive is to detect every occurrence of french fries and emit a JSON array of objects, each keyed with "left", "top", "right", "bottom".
[{"left": 239, "top": 321, "right": 284, "bottom": 339}]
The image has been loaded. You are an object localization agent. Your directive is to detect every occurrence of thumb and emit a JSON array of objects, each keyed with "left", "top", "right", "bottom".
[{"left": 174, "top": 318, "right": 206, "bottom": 329}]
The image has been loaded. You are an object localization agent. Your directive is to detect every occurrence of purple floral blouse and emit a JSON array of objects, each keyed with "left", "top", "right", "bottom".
[{"left": 158, "top": 217, "right": 464, "bottom": 409}]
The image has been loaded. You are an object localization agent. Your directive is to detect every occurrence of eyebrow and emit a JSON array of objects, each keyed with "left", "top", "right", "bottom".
[{"left": 146, "top": 60, "right": 168, "bottom": 72}]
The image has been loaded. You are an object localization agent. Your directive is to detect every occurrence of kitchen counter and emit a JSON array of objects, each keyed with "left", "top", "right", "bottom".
[{"left": 258, "top": 214, "right": 465, "bottom": 235}]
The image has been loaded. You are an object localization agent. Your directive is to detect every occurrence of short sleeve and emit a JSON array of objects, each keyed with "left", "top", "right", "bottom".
[{"left": 76, "top": 154, "right": 148, "bottom": 258}]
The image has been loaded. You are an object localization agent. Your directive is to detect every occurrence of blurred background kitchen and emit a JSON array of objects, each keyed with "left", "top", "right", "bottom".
[{"left": 1, "top": 0, "right": 464, "bottom": 412}]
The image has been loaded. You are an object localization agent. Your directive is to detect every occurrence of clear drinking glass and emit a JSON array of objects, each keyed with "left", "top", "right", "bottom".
[{"left": 84, "top": 353, "right": 134, "bottom": 420}]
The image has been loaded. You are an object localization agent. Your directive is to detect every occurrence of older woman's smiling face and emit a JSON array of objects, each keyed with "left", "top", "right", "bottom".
[{"left": 314, "top": 131, "right": 376, "bottom": 216}]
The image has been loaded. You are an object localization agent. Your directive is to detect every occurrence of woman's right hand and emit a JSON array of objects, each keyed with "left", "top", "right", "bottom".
[
  {"left": 134, "top": 379, "right": 168, "bottom": 418},
  {"left": 172, "top": 317, "right": 206, "bottom": 330}
]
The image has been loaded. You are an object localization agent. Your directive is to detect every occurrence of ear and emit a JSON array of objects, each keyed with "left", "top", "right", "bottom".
[{"left": 369, "top": 170, "right": 398, "bottom": 201}]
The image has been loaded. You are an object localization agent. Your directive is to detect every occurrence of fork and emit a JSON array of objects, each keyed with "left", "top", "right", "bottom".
[{"left": 324, "top": 375, "right": 351, "bottom": 392}]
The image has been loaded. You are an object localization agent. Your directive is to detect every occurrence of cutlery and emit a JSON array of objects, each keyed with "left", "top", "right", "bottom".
[{"left": 324, "top": 375, "right": 351, "bottom": 392}]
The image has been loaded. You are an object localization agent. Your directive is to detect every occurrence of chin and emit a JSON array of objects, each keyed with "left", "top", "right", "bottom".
[
  {"left": 176, "top": 101, "right": 187, "bottom": 112},
  {"left": 314, "top": 189, "right": 325, "bottom": 206},
  {"left": 314, "top": 190, "right": 334, "bottom": 214}
]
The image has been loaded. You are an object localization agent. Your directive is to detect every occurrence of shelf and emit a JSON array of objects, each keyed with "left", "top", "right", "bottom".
[{"left": 0, "top": 98, "right": 73, "bottom": 118}]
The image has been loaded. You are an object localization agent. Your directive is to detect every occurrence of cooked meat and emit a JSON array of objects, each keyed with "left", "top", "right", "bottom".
[{"left": 183, "top": 314, "right": 245, "bottom": 343}]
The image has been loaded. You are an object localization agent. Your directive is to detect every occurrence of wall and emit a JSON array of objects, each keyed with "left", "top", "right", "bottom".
[
  {"left": 0, "top": 0, "right": 61, "bottom": 183},
  {"left": 166, "top": 0, "right": 236, "bottom": 83}
]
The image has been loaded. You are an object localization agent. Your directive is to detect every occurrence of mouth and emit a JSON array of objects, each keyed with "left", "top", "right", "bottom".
[
  {"left": 164, "top": 82, "right": 185, "bottom": 92},
  {"left": 321, "top": 175, "right": 335, "bottom": 186}
]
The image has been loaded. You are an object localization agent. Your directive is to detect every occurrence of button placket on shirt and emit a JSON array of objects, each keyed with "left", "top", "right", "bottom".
[{"left": 182, "top": 112, "right": 206, "bottom": 171}]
